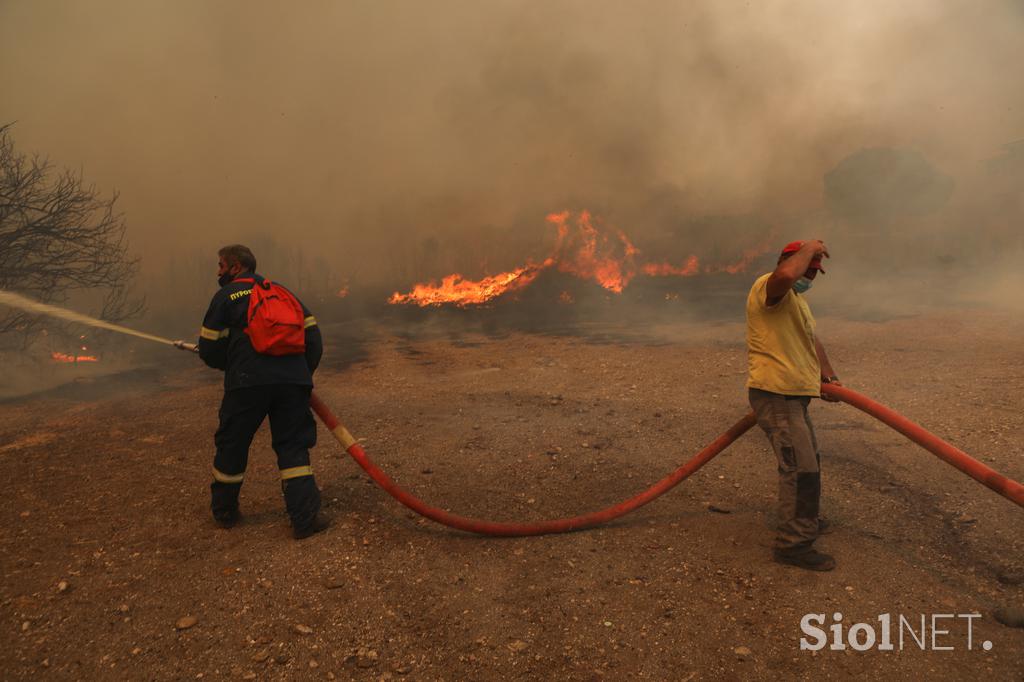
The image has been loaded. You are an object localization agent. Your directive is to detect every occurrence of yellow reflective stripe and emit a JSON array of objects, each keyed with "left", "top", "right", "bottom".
[
  {"left": 303, "top": 316, "right": 317, "bottom": 329},
  {"left": 281, "top": 465, "right": 313, "bottom": 480},
  {"left": 212, "top": 467, "right": 244, "bottom": 484},
  {"left": 200, "top": 326, "right": 229, "bottom": 340}
]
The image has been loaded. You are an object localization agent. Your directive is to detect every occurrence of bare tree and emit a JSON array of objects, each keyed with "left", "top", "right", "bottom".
[{"left": 0, "top": 123, "right": 142, "bottom": 345}]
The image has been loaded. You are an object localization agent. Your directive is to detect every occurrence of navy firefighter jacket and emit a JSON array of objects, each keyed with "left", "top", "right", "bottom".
[{"left": 198, "top": 273, "right": 323, "bottom": 390}]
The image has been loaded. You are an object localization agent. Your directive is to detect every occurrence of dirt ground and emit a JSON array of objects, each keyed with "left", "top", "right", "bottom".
[{"left": 1, "top": 308, "right": 1022, "bottom": 680}]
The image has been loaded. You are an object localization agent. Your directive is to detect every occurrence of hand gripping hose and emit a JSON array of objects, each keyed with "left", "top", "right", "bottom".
[{"left": 311, "top": 384, "right": 1022, "bottom": 537}]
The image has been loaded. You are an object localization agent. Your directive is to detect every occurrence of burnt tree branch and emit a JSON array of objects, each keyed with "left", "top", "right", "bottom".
[{"left": 0, "top": 123, "right": 144, "bottom": 343}]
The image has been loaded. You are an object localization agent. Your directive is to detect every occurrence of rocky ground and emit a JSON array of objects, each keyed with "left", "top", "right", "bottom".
[{"left": 1, "top": 308, "right": 1022, "bottom": 680}]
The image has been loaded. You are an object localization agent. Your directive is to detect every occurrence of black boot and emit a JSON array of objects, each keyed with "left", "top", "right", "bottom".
[
  {"left": 293, "top": 515, "right": 330, "bottom": 540},
  {"left": 213, "top": 508, "right": 240, "bottom": 529},
  {"left": 773, "top": 547, "right": 836, "bottom": 571}
]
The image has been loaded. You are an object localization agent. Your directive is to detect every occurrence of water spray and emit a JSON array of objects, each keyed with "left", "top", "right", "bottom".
[
  {"left": 0, "top": 290, "right": 180, "bottom": 348},
  {"left": 1, "top": 288, "right": 1019, "bottom": 539}
]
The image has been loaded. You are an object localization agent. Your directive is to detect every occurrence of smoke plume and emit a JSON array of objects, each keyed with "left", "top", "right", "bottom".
[{"left": 2, "top": 1, "right": 1022, "bottom": 322}]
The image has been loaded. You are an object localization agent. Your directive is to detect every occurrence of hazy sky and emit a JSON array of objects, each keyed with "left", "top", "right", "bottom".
[{"left": 2, "top": 1, "right": 1022, "bottom": 287}]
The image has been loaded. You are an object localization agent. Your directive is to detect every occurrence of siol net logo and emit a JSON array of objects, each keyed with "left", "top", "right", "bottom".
[{"left": 800, "top": 612, "right": 992, "bottom": 652}]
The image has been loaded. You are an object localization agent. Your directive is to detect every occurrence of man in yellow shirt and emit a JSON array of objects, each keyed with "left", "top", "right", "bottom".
[{"left": 746, "top": 239, "right": 841, "bottom": 571}]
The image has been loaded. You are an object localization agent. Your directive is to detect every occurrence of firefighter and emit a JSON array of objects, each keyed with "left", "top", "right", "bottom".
[
  {"left": 195, "top": 244, "right": 328, "bottom": 539},
  {"left": 746, "top": 239, "right": 842, "bottom": 570}
]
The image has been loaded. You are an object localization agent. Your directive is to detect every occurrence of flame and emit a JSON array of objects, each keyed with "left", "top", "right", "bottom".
[
  {"left": 642, "top": 255, "right": 700, "bottom": 277},
  {"left": 388, "top": 210, "right": 774, "bottom": 307},
  {"left": 546, "top": 210, "right": 639, "bottom": 293},
  {"left": 51, "top": 352, "right": 99, "bottom": 363},
  {"left": 644, "top": 244, "right": 774, "bottom": 278},
  {"left": 387, "top": 264, "right": 549, "bottom": 307},
  {"left": 336, "top": 285, "right": 350, "bottom": 298},
  {"left": 717, "top": 246, "right": 770, "bottom": 275}
]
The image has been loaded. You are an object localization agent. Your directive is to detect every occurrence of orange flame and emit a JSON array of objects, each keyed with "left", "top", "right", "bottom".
[
  {"left": 718, "top": 246, "right": 770, "bottom": 275},
  {"left": 388, "top": 211, "right": 774, "bottom": 307},
  {"left": 51, "top": 352, "right": 99, "bottom": 363},
  {"left": 546, "top": 210, "right": 639, "bottom": 293},
  {"left": 644, "top": 244, "right": 774, "bottom": 277},
  {"left": 642, "top": 255, "right": 700, "bottom": 277},
  {"left": 387, "top": 264, "right": 549, "bottom": 307}
]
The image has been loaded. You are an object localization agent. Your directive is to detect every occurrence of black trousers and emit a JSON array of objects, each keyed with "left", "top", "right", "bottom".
[{"left": 210, "top": 384, "right": 320, "bottom": 529}]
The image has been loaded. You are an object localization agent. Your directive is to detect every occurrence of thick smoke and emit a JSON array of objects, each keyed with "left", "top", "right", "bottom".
[{"left": 1, "top": 1, "right": 1023, "bottom": 323}]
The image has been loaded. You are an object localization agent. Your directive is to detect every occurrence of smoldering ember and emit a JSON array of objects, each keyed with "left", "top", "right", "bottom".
[{"left": 1, "top": 3, "right": 1022, "bottom": 680}]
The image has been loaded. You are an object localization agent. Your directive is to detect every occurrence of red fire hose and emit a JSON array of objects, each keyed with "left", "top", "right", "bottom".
[
  {"left": 311, "top": 392, "right": 756, "bottom": 536},
  {"left": 310, "top": 384, "right": 1022, "bottom": 536},
  {"left": 821, "top": 383, "right": 1024, "bottom": 507}
]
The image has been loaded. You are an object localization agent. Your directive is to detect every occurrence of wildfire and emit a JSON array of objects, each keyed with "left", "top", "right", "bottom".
[
  {"left": 51, "top": 351, "right": 99, "bottom": 363},
  {"left": 642, "top": 255, "right": 700, "bottom": 277},
  {"left": 387, "top": 264, "right": 549, "bottom": 307},
  {"left": 546, "top": 210, "right": 639, "bottom": 293},
  {"left": 641, "top": 246, "right": 769, "bottom": 277},
  {"left": 388, "top": 210, "right": 774, "bottom": 307},
  {"left": 712, "top": 246, "right": 770, "bottom": 275}
]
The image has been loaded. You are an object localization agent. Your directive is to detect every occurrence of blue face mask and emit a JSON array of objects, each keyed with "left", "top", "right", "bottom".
[{"left": 792, "top": 277, "right": 813, "bottom": 294}]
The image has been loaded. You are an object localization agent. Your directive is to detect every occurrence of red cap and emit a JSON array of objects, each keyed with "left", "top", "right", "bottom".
[{"left": 780, "top": 240, "right": 825, "bottom": 273}]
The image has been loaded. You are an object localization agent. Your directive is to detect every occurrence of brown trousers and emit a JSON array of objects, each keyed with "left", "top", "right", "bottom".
[{"left": 749, "top": 388, "right": 823, "bottom": 552}]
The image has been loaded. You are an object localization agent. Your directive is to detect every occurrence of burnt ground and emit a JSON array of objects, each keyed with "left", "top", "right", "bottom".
[{"left": 1, "top": 308, "right": 1022, "bottom": 680}]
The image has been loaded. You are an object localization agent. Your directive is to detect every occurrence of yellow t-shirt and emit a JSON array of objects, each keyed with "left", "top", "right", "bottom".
[{"left": 745, "top": 272, "right": 820, "bottom": 396}]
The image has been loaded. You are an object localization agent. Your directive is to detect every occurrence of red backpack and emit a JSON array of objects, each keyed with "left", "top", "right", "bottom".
[{"left": 235, "top": 278, "right": 306, "bottom": 356}]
